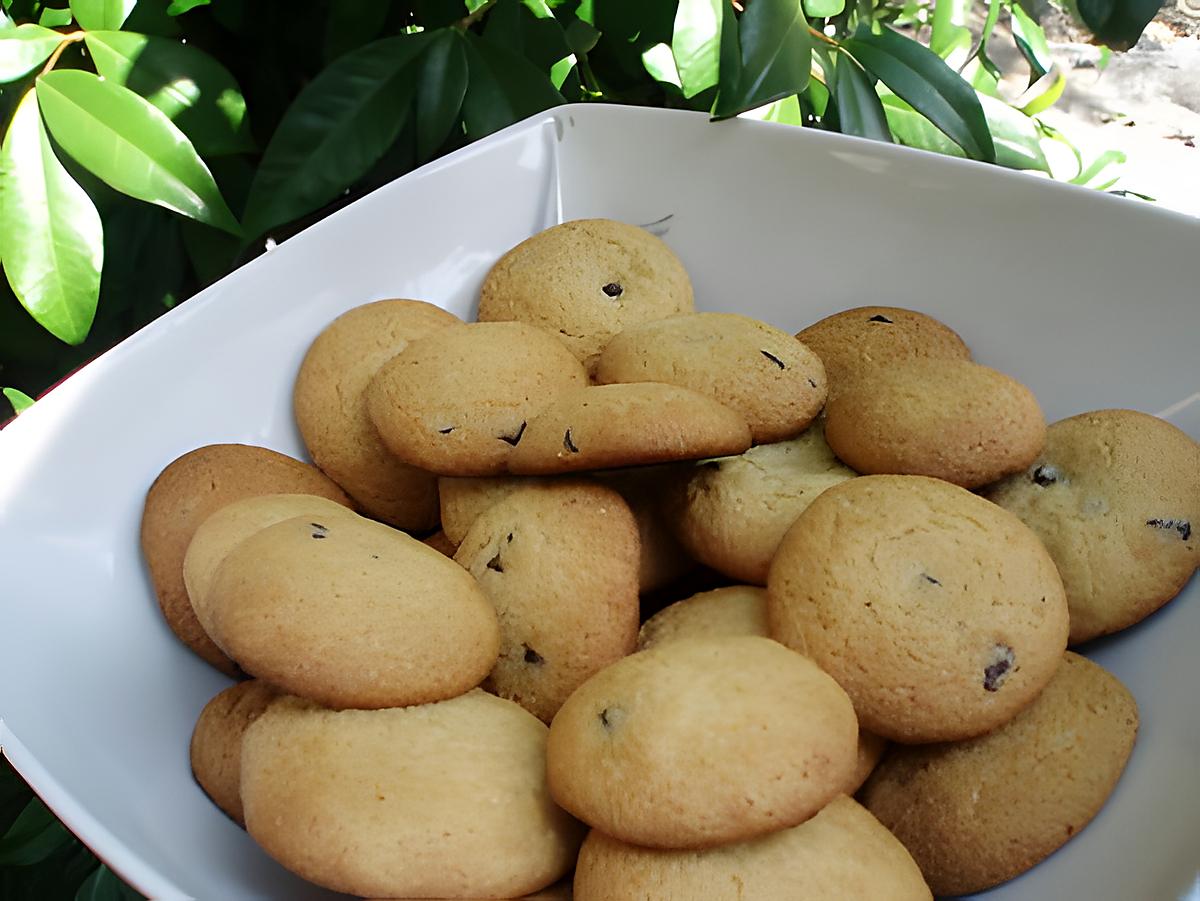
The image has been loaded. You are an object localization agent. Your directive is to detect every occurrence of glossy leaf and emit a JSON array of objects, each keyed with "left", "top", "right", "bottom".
[
  {"left": 564, "top": 16, "right": 600, "bottom": 54},
  {"left": 1010, "top": 4, "right": 1052, "bottom": 83},
  {"left": 742, "top": 93, "right": 803, "bottom": 124},
  {"left": 0, "top": 797, "right": 70, "bottom": 866},
  {"left": 803, "top": 0, "right": 845, "bottom": 17},
  {"left": 1076, "top": 0, "right": 1159, "bottom": 50},
  {"left": 36, "top": 70, "right": 240, "bottom": 233},
  {"left": 3, "top": 387, "right": 34, "bottom": 414},
  {"left": 642, "top": 41, "right": 681, "bottom": 86},
  {"left": 0, "top": 89, "right": 102, "bottom": 344},
  {"left": 929, "top": 0, "right": 971, "bottom": 60},
  {"left": 242, "top": 35, "right": 427, "bottom": 238},
  {"left": 1070, "top": 148, "right": 1125, "bottom": 187},
  {"left": 37, "top": 6, "right": 73, "bottom": 26},
  {"left": 68, "top": 0, "right": 136, "bottom": 30},
  {"left": 713, "top": 0, "right": 811, "bottom": 120},
  {"left": 415, "top": 28, "right": 468, "bottom": 161},
  {"left": 0, "top": 23, "right": 62, "bottom": 83},
  {"left": 843, "top": 25, "right": 994, "bottom": 162},
  {"left": 166, "top": 0, "right": 209, "bottom": 13},
  {"left": 1019, "top": 68, "right": 1065, "bottom": 116},
  {"left": 833, "top": 56, "right": 891, "bottom": 142},
  {"left": 461, "top": 31, "right": 563, "bottom": 139},
  {"left": 84, "top": 31, "right": 252, "bottom": 156},
  {"left": 966, "top": 0, "right": 1003, "bottom": 81},
  {"left": 671, "top": 0, "right": 722, "bottom": 98}
]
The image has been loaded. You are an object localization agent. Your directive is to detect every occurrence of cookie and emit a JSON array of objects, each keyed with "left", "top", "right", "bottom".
[
  {"left": 861, "top": 652, "right": 1138, "bottom": 895},
  {"left": 478, "top": 219, "right": 694, "bottom": 373},
  {"left": 595, "top": 313, "right": 827, "bottom": 443},
  {"left": 189, "top": 680, "right": 278, "bottom": 825},
  {"left": 141, "top": 444, "right": 352, "bottom": 676},
  {"left": 573, "top": 796, "right": 931, "bottom": 901},
  {"left": 823, "top": 359, "right": 1046, "bottom": 489},
  {"left": 668, "top": 425, "right": 856, "bottom": 585},
  {"left": 795, "top": 306, "right": 970, "bottom": 393},
  {"left": 768, "top": 475, "right": 1069, "bottom": 743},
  {"left": 205, "top": 513, "right": 499, "bottom": 708},
  {"left": 546, "top": 636, "right": 857, "bottom": 848},
  {"left": 183, "top": 493, "right": 356, "bottom": 627},
  {"left": 987, "top": 409, "right": 1200, "bottom": 644},
  {"left": 454, "top": 481, "right": 640, "bottom": 722},
  {"left": 241, "top": 691, "right": 583, "bottom": 898},
  {"left": 422, "top": 529, "right": 459, "bottom": 557},
  {"left": 506, "top": 383, "right": 752, "bottom": 475},
  {"left": 294, "top": 299, "right": 461, "bottom": 528},
  {"left": 366, "top": 322, "right": 588, "bottom": 477}
]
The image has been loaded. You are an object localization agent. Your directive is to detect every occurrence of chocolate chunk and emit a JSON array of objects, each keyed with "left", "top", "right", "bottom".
[
  {"left": 867, "top": 314, "right": 893, "bottom": 323},
  {"left": 563, "top": 429, "right": 580, "bottom": 453},
  {"left": 760, "top": 350, "right": 786, "bottom": 369},
  {"left": 1031, "top": 464, "right": 1060, "bottom": 487},
  {"left": 983, "top": 644, "right": 1015, "bottom": 692},
  {"left": 598, "top": 707, "right": 623, "bottom": 731},
  {"left": 310, "top": 523, "right": 328, "bottom": 539},
  {"left": 922, "top": 573, "right": 941, "bottom": 586},
  {"left": 486, "top": 551, "right": 504, "bottom": 573},
  {"left": 1147, "top": 518, "right": 1191, "bottom": 541},
  {"left": 807, "top": 378, "right": 818, "bottom": 388},
  {"left": 437, "top": 426, "right": 455, "bottom": 435},
  {"left": 523, "top": 644, "right": 544, "bottom": 665},
  {"left": 601, "top": 282, "right": 623, "bottom": 298},
  {"left": 499, "top": 421, "right": 526, "bottom": 446}
]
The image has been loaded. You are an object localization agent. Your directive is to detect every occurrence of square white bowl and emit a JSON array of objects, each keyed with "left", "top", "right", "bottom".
[{"left": 1, "top": 103, "right": 1197, "bottom": 900}]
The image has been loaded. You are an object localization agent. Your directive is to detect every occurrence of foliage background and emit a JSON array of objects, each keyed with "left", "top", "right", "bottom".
[{"left": 0, "top": 0, "right": 1161, "bottom": 895}]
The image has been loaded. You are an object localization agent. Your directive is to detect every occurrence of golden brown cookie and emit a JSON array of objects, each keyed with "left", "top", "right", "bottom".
[
  {"left": 241, "top": 691, "right": 583, "bottom": 898},
  {"left": 205, "top": 513, "right": 499, "bottom": 708},
  {"left": 795, "top": 306, "right": 970, "bottom": 393},
  {"left": 546, "top": 636, "right": 857, "bottom": 849},
  {"left": 141, "top": 444, "right": 352, "bottom": 676},
  {"left": 768, "top": 475, "right": 1069, "bottom": 743},
  {"left": 861, "top": 652, "right": 1138, "bottom": 895},
  {"left": 987, "top": 409, "right": 1200, "bottom": 644},
  {"left": 422, "top": 529, "right": 459, "bottom": 557},
  {"left": 573, "top": 796, "right": 931, "bottom": 901},
  {"left": 507, "top": 383, "right": 751, "bottom": 475},
  {"left": 293, "top": 299, "right": 461, "bottom": 528},
  {"left": 595, "top": 313, "right": 827, "bottom": 443},
  {"left": 454, "top": 481, "right": 640, "bottom": 722},
  {"left": 365, "top": 322, "right": 588, "bottom": 477},
  {"left": 189, "top": 680, "right": 278, "bottom": 825},
  {"left": 668, "top": 425, "right": 856, "bottom": 585},
  {"left": 823, "top": 360, "right": 1046, "bottom": 489},
  {"left": 478, "top": 219, "right": 694, "bottom": 373}
]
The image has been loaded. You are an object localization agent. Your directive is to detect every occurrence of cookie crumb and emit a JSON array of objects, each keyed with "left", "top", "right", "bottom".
[
  {"left": 1146, "top": 518, "right": 1191, "bottom": 541},
  {"left": 983, "top": 645, "right": 1015, "bottom": 692}
]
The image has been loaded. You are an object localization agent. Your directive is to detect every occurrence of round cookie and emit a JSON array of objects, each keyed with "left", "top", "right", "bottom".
[
  {"left": 987, "top": 409, "right": 1200, "bottom": 644},
  {"left": 479, "top": 219, "right": 694, "bottom": 373},
  {"left": 507, "top": 383, "right": 751, "bottom": 475},
  {"left": 454, "top": 481, "right": 640, "bottom": 722},
  {"left": 241, "top": 691, "right": 583, "bottom": 899},
  {"left": 366, "top": 322, "right": 588, "bottom": 477},
  {"left": 795, "top": 306, "right": 970, "bottom": 393},
  {"left": 823, "top": 359, "right": 1046, "bottom": 489},
  {"left": 439, "top": 475, "right": 539, "bottom": 546},
  {"left": 546, "top": 636, "right": 858, "bottom": 849},
  {"left": 573, "top": 796, "right": 931, "bottom": 901},
  {"left": 189, "top": 680, "right": 278, "bottom": 825},
  {"left": 768, "top": 475, "right": 1069, "bottom": 744},
  {"left": 294, "top": 299, "right": 461, "bottom": 528},
  {"left": 206, "top": 513, "right": 499, "bottom": 709},
  {"left": 422, "top": 529, "right": 458, "bottom": 557},
  {"left": 861, "top": 652, "right": 1138, "bottom": 895},
  {"left": 668, "top": 425, "right": 857, "bottom": 585},
  {"left": 141, "top": 444, "right": 352, "bottom": 676},
  {"left": 183, "top": 493, "right": 357, "bottom": 628},
  {"left": 595, "top": 313, "right": 827, "bottom": 443}
]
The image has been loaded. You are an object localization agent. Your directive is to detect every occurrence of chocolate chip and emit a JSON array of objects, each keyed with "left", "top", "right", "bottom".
[
  {"left": 523, "top": 644, "right": 544, "bottom": 665},
  {"left": 807, "top": 378, "right": 818, "bottom": 389},
  {"left": 506, "top": 532, "right": 514, "bottom": 543},
  {"left": 1031, "top": 464, "right": 1060, "bottom": 487},
  {"left": 370, "top": 554, "right": 379, "bottom": 559},
  {"left": 563, "top": 429, "right": 580, "bottom": 453},
  {"left": 310, "top": 523, "right": 328, "bottom": 539},
  {"left": 760, "top": 350, "right": 786, "bottom": 369},
  {"left": 601, "top": 282, "right": 623, "bottom": 298},
  {"left": 867, "top": 314, "right": 893, "bottom": 323},
  {"left": 486, "top": 551, "right": 504, "bottom": 573},
  {"left": 922, "top": 573, "right": 941, "bottom": 585},
  {"left": 983, "top": 644, "right": 1015, "bottom": 692},
  {"left": 1147, "top": 518, "right": 1191, "bottom": 541},
  {"left": 598, "top": 707, "right": 623, "bottom": 731},
  {"left": 437, "top": 426, "right": 455, "bottom": 435},
  {"left": 499, "top": 421, "right": 526, "bottom": 446}
]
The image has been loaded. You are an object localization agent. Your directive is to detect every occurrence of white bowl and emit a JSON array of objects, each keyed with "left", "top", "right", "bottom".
[{"left": 1, "top": 103, "right": 1197, "bottom": 900}]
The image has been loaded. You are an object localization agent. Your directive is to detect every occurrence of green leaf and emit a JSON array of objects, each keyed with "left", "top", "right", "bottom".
[
  {"left": 803, "top": 0, "right": 845, "bottom": 17},
  {"left": 241, "top": 35, "right": 427, "bottom": 239},
  {"left": 461, "top": 31, "right": 563, "bottom": 139},
  {"left": 1010, "top": 3, "right": 1052, "bottom": 83},
  {"left": 713, "top": 0, "right": 811, "bottom": 120},
  {"left": 1070, "top": 148, "right": 1125, "bottom": 186},
  {"left": 833, "top": 57, "right": 891, "bottom": 142},
  {"left": 564, "top": 16, "right": 600, "bottom": 54},
  {"left": 0, "top": 89, "right": 102, "bottom": 344},
  {"left": 166, "top": 0, "right": 209, "bottom": 13},
  {"left": 0, "top": 797, "right": 70, "bottom": 866},
  {"left": 1019, "top": 68, "right": 1065, "bottom": 116},
  {"left": 37, "top": 6, "right": 73, "bottom": 26},
  {"left": 415, "top": 29, "right": 468, "bottom": 161},
  {"left": 1076, "top": 0, "right": 1159, "bottom": 50},
  {"left": 842, "top": 25, "right": 994, "bottom": 162},
  {"left": 671, "top": 0, "right": 722, "bottom": 99},
  {"left": 3, "top": 387, "right": 34, "bottom": 413},
  {"left": 742, "top": 93, "right": 803, "bottom": 124},
  {"left": 36, "top": 70, "right": 240, "bottom": 234},
  {"left": 0, "top": 23, "right": 63, "bottom": 84},
  {"left": 929, "top": 0, "right": 971, "bottom": 60},
  {"left": 68, "top": 0, "right": 136, "bottom": 30},
  {"left": 966, "top": 0, "right": 1003, "bottom": 79},
  {"left": 323, "top": 0, "right": 390, "bottom": 63},
  {"left": 75, "top": 865, "right": 142, "bottom": 901},
  {"left": 83, "top": 31, "right": 252, "bottom": 156},
  {"left": 642, "top": 41, "right": 681, "bottom": 87}
]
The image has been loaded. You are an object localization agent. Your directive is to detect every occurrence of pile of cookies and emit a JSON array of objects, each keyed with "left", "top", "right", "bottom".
[{"left": 140, "top": 218, "right": 1199, "bottom": 899}]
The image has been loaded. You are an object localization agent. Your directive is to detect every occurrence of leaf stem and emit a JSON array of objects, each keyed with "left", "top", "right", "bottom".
[
  {"left": 39, "top": 32, "right": 85, "bottom": 77},
  {"left": 457, "top": 0, "right": 501, "bottom": 30},
  {"left": 808, "top": 25, "right": 840, "bottom": 47},
  {"left": 575, "top": 52, "right": 603, "bottom": 98}
]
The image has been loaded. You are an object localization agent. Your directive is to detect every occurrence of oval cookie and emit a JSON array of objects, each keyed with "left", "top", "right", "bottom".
[
  {"left": 241, "top": 691, "right": 583, "bottom": 899},
  {"left": 546, "top": 636, "right": 858, "bottom": 849},
  {"left": 189, "top": 680, "right": 278, "bottom": 825},
  {"left": 861, "top": 653, "right": 1138, "bottom": 895},
  {"left": 768, "top": 475, "right": 1069, "bottom": 743},
  {"left": 479, "top": 219, "right": 694, "bottom": 373}
]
